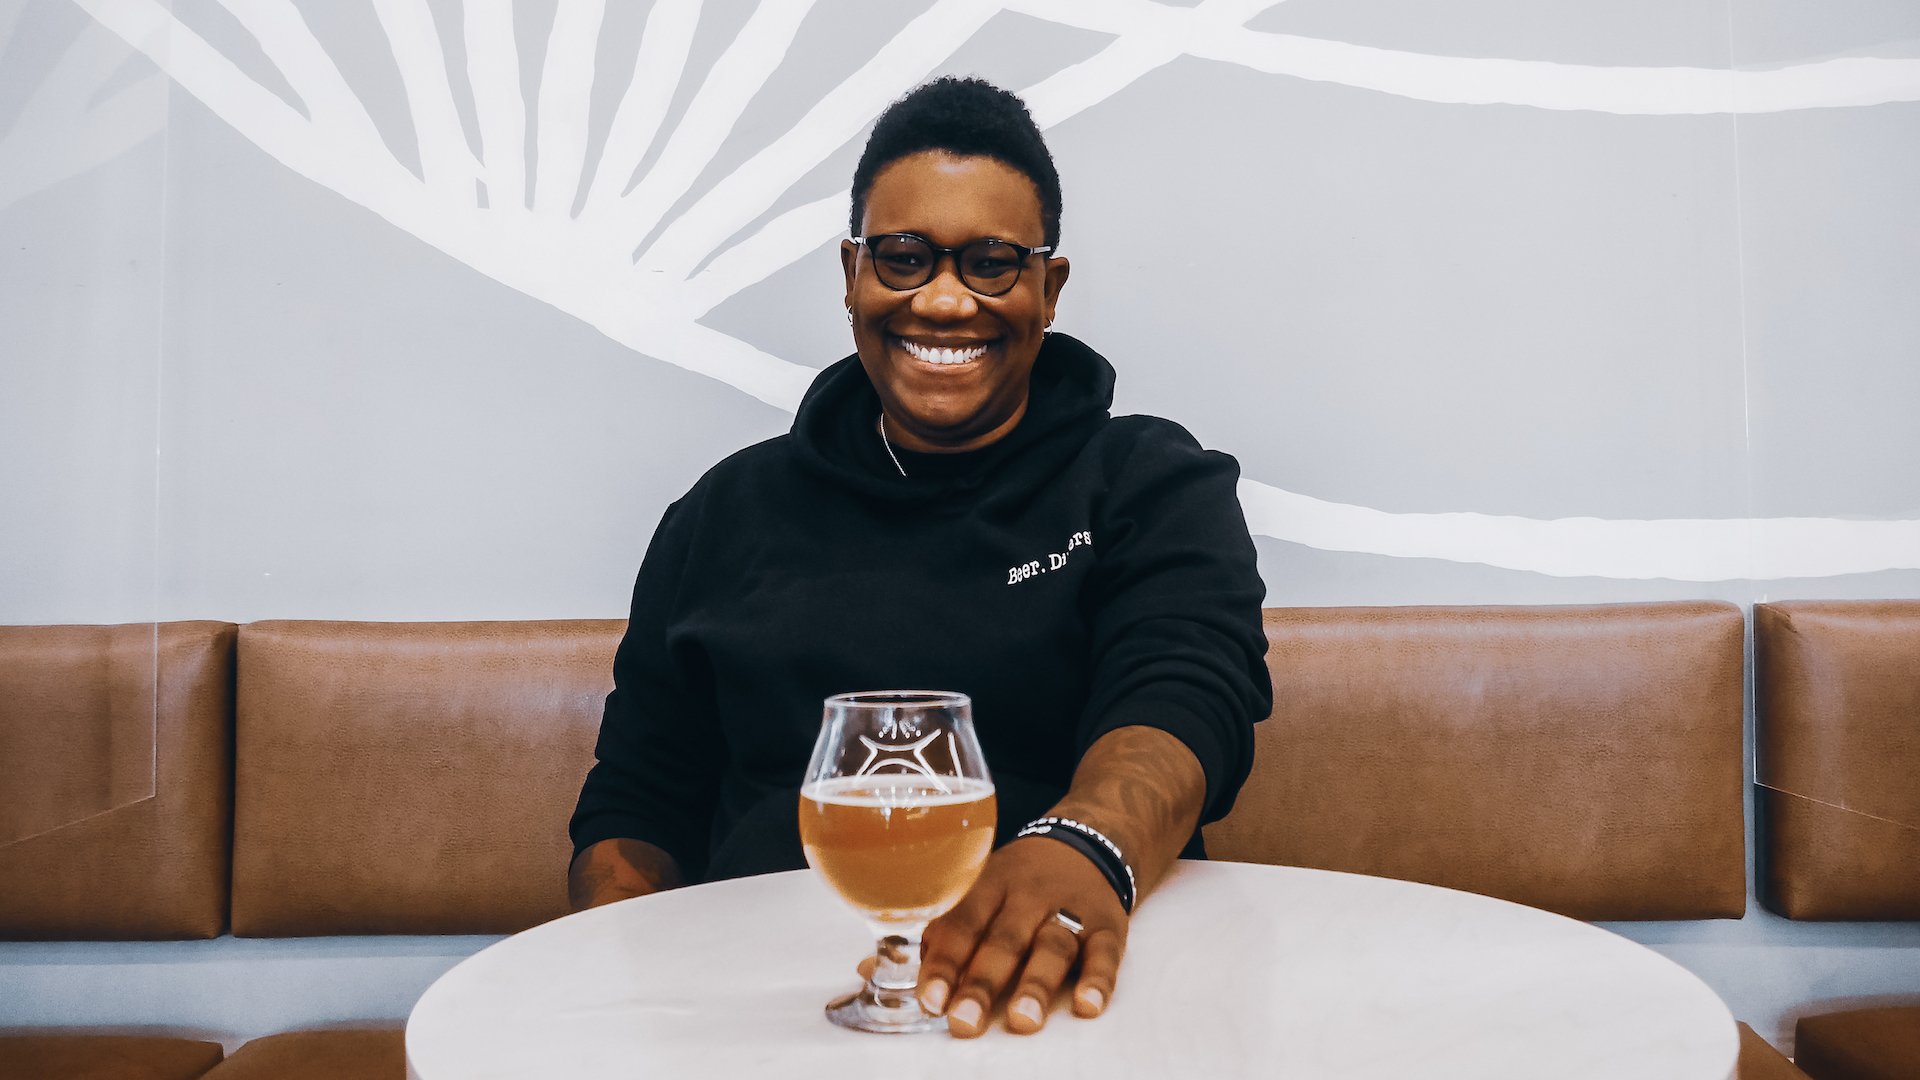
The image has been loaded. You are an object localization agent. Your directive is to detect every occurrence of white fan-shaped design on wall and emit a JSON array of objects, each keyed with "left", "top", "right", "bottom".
[{"left": 19, "top": 0, "right": 1920, "bottom": 581}]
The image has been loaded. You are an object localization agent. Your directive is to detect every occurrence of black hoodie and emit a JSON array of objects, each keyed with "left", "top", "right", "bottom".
[{"left": 570, "top": 333, "right": 1272, "bottom": 882}]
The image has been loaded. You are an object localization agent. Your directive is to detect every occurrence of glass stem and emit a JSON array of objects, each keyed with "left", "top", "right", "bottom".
[{"left": 868, "top": 931, "right": 923, "bottom": 1011}]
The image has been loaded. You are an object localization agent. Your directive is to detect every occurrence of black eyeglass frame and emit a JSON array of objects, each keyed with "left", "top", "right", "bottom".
[{"left": 851, "top": 233, "right": 1056, "bottom": 297}]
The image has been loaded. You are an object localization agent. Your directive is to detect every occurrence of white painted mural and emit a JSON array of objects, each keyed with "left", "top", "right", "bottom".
[
  {"left": 6, "top": 0, "right": 1916, "bottom": 602},
  {"left": 2, "top": 0, "right": 1919, "bottom": 1055}
]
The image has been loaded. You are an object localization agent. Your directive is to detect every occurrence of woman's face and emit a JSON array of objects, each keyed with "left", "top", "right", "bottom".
[{"left": 841, "top": 151, "right": 1069, "bottom": 454}]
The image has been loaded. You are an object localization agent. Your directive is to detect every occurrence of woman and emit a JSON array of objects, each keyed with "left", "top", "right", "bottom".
[{"left": 569, "top": 76, "right": 1271, "bottom": 1038}]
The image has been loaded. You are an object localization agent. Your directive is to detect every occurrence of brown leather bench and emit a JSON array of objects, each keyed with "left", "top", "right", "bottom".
[
  {"left": 3, "top": 602, "right": 1903, "bottom": 1077},
  {"left": 0, "top": 619, "right": 616, "bottom": 1078},
  {"left": 1757, "top": 601, "right": 1920, "bottom": 1080}
]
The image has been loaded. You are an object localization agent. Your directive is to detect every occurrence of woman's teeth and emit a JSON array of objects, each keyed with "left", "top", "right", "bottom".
[{"left": 900, "top": 340, "right": 987, "bottom": 365}]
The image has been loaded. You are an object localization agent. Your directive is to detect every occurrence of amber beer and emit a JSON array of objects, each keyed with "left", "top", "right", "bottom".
[{"left": 800, "top": 774, "right": 997, "bottom": 924}]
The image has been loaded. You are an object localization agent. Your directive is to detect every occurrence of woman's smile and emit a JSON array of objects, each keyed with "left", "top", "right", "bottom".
[{"left": 896, "top": 336, "right": 993, "bottom": 367}]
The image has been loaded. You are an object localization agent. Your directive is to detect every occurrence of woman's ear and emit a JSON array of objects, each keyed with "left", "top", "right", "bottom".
[{"left": 1041, "top": 256, "right": 1071, "bottom": 325}]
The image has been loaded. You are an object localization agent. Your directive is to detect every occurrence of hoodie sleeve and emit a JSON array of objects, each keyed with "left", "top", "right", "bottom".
[
  {"left": 568, "top": 497, "right": 726, "bottom": 880},
  {"left": 1075, "top": 419, "right": 1273, "bottom": 824}
]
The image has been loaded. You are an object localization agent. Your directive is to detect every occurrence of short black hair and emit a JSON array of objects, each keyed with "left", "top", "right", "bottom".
[{"left": 850, "top": 76, "right": 1062, "bottom": 248}]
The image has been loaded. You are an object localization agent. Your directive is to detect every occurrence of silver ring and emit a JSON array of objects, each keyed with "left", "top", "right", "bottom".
[{"left": 1051, "top": 909, "right": 1085, "bottom": 937}]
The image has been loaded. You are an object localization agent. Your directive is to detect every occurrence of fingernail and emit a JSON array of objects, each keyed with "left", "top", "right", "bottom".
[
  {"left": 949, "top": 997, "right": 983, "bottom": 1032},
  {"left": 1076, "top": 986, "right": 1105, "bottom": 1014},
  {"left": 920, "top": 979, "right": 948, "bottom": 1016},
  {"left": 1010, "top": 996, "right": 1044, "bottom": 1031}
]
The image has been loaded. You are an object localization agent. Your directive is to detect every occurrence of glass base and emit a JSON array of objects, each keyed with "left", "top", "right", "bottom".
[{"left": 824, "top": 989, "right": 946, "bottom": 1034}]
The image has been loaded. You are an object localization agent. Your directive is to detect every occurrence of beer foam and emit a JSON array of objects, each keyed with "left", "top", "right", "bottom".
[{"left": 802, "top": 774, "right": 995, "bottom": 807}]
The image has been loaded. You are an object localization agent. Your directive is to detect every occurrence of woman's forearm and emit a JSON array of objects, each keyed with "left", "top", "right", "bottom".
[
  {"left": 566, "top": 837, "right": 687, "bottom": 911},
  {"left": 1045, "top": 725, "right": 1207, "bottom": 901}
]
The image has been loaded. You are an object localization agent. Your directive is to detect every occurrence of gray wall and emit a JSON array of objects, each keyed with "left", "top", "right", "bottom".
[{"left": 3, "top": 0, "right": 1917, "bottom": 1055}]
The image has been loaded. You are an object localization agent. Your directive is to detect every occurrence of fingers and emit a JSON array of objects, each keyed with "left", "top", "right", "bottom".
[
  {"left": 1004, "top": 917, "right": 1082, "bottom": 1034},
  {"left": 917, "top": 877, "right": 1002, "bottom": 1021},
  {"left": 944, "top": 905, "right": 1043, "bottom": 1037},
  {"left": 1070, "top": 926, "right": 1124, "bottom": 1018}
]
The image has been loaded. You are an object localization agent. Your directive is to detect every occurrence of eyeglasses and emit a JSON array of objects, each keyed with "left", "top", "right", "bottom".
[{"left": 852, "top": 233, "right": 1053, "bottom": 297}]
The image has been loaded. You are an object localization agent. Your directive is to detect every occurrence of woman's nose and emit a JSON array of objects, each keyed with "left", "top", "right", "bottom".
[{"left": 911, "top": 259, "right": 980, "bottom": 321}]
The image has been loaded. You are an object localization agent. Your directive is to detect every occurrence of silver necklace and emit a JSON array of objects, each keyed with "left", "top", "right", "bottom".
[{"left": 877, "top": 412, "right": 907, "bottom": 477}]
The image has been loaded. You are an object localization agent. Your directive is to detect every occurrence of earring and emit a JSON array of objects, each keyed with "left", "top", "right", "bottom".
[{"left": 845, "top": 307, "right": 853, "bottom": 326}]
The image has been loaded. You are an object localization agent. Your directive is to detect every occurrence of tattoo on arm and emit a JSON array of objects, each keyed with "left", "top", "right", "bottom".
[
  {"left": 1047, "top": 726, "right": 1207, "bottom": 901},
  {"left": 567, "top": 837, "right": 687, "bottom": 912}
]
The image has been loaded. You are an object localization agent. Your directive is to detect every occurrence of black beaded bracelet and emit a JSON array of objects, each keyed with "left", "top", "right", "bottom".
[{"left": 1015, "top": 816, "right": 1136, "bottom": 914}]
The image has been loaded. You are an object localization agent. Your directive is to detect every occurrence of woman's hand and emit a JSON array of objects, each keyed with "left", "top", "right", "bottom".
[
  {"left": 897, "top": 725, "right": 1206, "bottom": 1036},
  {"left": 916, "top": 835, "right": 1128, "bottom": 1036}
]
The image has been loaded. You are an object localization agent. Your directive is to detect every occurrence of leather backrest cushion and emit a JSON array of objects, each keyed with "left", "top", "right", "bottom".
[
  {"left": 1205, "top": 603, "right": 1747, "bottom": 919},
  {"left": 1756, "top": 600, "right": 1920, "bottom": 919},
  {"left": 230, "top": 620, "right": 620, "bottom": 936},
  {"left": 0, "top": 622, "right": 235, "bottom": 939}
]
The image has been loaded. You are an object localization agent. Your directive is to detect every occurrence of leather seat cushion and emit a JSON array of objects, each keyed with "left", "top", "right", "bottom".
[
  {"left": 1793, "top": 1006, "right": 1920, "bottom": 1080},
  {"left": 1738, "top": 1021, "right": 1810, "bottom": 1080},
  {"left": 200, "top": 1030, "right": 402, "bottom": 1080},
  {"left": 0, "top": 1034, "right": 223, "bottom": 1080}
]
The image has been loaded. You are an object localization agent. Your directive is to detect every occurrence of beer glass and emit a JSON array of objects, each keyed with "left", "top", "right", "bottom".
[{"left": 800, "top": 691, "right": 996, "bottom": 1033}]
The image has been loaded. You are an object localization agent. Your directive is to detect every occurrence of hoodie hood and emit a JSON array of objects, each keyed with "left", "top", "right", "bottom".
[{"left": 790, "top": 331, "right": 1116, "bottom": 505}]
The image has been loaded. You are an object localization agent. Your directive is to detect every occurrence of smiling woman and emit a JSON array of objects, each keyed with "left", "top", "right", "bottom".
[{"left": 566, "top": 76, "right": 1272, "bottom": 1040}]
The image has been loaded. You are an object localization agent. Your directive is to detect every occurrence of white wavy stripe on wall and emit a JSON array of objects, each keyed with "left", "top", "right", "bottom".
[
  {"left": 1240, "top": 480, "right": 1920, "bottom": 581},
  {"left": 1004, "top": 0, "right": 1920, "bottom": 114}
]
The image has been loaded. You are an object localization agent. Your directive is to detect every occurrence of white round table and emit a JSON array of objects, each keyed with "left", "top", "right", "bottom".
[{"left": 407, "top": 861, "right": 1737, "bottom": 1079}]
